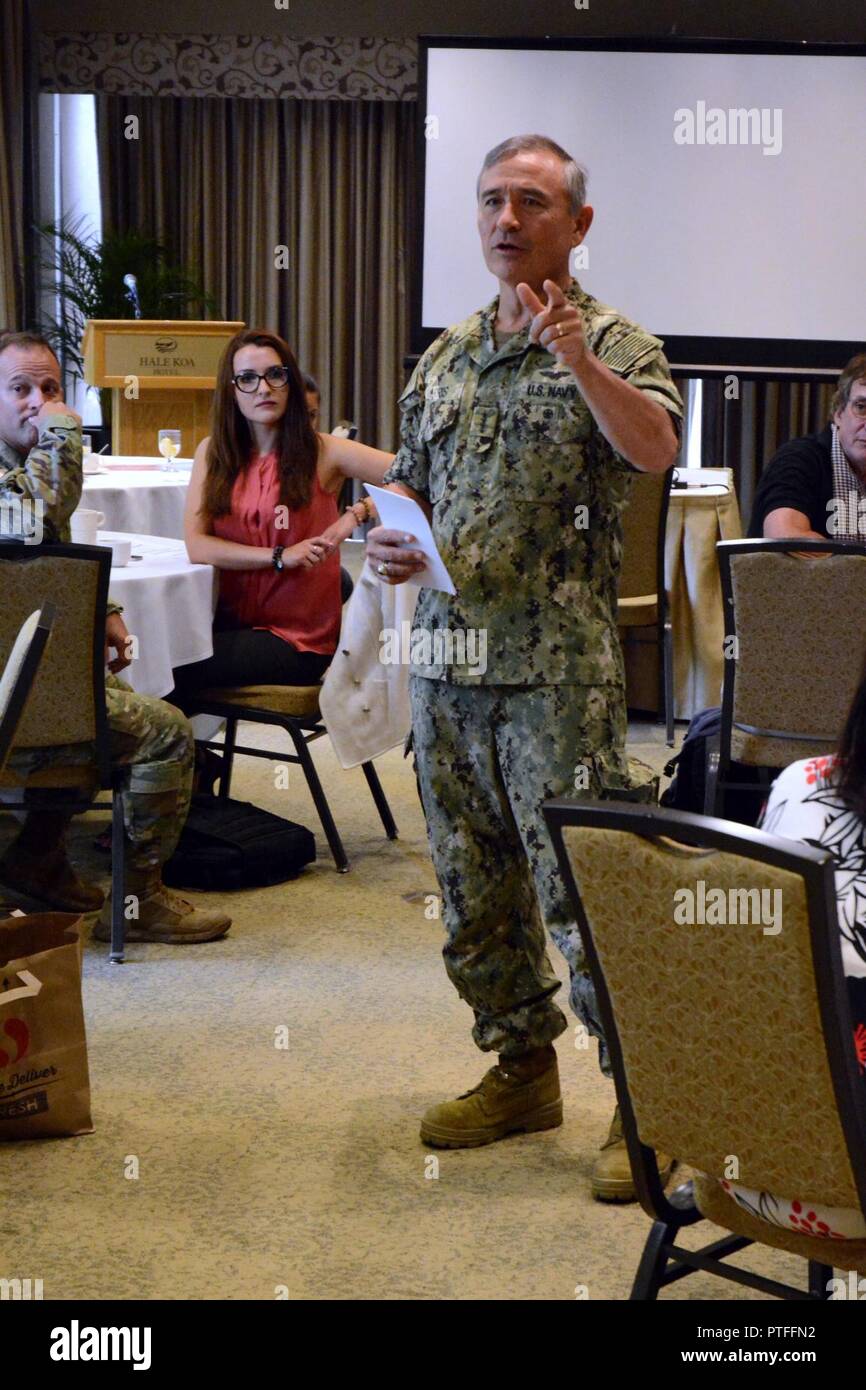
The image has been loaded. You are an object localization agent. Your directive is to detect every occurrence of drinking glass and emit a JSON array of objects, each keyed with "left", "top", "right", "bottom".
[{"left": 157, "top": 429, "right": 181, "bottom": 472}]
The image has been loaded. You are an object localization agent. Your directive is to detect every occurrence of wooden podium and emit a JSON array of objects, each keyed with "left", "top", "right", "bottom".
[{"left": 82, "top": 320, "right": 245, "bottom": 457}]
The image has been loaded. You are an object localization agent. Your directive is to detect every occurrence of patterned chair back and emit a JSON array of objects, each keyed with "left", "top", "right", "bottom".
[
  {"left": 0, "top": 546, "right": 110, "bottom": 754},
  {"left": 720, "top": 541, "right": 866, "bottom": 768},
  {"left": 543, "top": 802, "right": 866, "bottom": 1217}
]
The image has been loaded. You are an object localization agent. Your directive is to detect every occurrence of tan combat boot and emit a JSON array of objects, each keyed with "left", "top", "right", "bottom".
[
  {"left": 0, "top": 843, "right": 105, "bottom": 913},
  {"left": 591, "top": 1104, "right": 674, "bottom": 1202},
  {"left": 420, "top": 1046, "right": 562, "bottom": 1148},
  {"left": 94, "top": 867, "right": 231, "bottom": 945}
]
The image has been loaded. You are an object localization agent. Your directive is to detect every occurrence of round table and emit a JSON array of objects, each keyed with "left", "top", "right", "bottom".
[
  {"left": 82, "top": 458, "right": 191, "bottom": 540},
  {"left": 101, "top": 531, "right": 216, "bottom": 698}
]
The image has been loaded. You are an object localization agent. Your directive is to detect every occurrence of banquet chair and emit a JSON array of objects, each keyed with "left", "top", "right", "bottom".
[
  {"left": 707, "top": 538, "right": 866, "bottom": 817},
  {"left": 616, "top": 468, "right": 675, "bottom": 745},
  {"left": 542, "top": 797, "right": 866, "bottom": 1300},
  {"left": 0, "top": 604, "right": 56, "bottom": 775},
  {"left": 186, "top": 683, "right": 397, "bottom": 872},
  {"left": 0, "top": 545, "right": 132, "bottom": 960}
]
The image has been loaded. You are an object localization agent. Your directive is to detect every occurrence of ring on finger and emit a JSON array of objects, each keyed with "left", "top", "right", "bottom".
[{"left": 377, "top": 561, "right": 391, "bottom": 577}]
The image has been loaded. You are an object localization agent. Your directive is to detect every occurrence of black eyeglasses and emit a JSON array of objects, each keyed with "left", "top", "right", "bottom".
[{"left": 233, "top": 367, "right": 291, "bottom": 393}]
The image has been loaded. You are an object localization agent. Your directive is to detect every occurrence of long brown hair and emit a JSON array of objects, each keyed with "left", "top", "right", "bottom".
[{"left": 201, "top": 329, "right": 319, "bottom": 518}]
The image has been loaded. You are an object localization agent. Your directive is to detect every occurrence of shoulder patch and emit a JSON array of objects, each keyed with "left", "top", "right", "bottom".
[{"left": 598, "top": 328, "right": 664, "bottom": 376}]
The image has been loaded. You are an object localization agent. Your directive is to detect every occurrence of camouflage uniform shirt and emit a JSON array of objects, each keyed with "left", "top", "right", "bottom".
[
  {"left": 383, "top": 281, "right": 683, "bottom": 684},
  {"left": 0, "top": 415, "right": 122, "bottom": 615},
  {"left": 0, "top": 411, "right": 82, "bottom": 542}
]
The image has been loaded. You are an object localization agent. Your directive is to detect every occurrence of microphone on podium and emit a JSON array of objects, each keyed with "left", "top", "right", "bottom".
[{"left": 122, "top": 274, "right": 142, "bottom": 319}]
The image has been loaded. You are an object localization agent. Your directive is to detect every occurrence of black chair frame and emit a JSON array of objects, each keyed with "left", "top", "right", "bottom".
[
  {"left": 707, "top": 538, "right": 866, "bottom": 817},
  {"left": 542, "top": 796, "right": 866, "bottom": 1300},
  {"left": 657, "top": 469, "right": 675, "bottom": 747},
  {"left": 191, "top": 698, "right": 397, "bottom": 873}
]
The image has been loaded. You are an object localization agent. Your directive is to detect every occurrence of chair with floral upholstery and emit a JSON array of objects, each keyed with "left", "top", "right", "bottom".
[
  {"left": 0, "top": 544, "right": 130, "bottom": 959},
  {"left": 542, "top": 796, "right": 866, "bottom": 1300},
  {"left": 708, "top": 538, "right": 866, "bottom": 816}
]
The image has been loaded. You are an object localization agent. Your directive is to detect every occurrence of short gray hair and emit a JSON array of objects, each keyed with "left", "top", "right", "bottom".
[
  {"left": 477, "top": 135, "right": 587, "bottom": 215},
  {"left": 0, "top": 331, "right": 58, "bottom": 361},
  {"left": 832, "top": 353, "right": 866, "bottom": 416}
]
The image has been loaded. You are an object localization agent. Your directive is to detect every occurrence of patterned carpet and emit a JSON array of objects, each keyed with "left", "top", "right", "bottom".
[{"left": 0, "top": 718, "right": 808, "bottom": 1300}]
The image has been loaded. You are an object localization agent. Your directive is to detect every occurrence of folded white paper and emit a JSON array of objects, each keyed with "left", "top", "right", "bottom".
[{"left": 364, "top": 484, "right": 456, "bottom": 595}]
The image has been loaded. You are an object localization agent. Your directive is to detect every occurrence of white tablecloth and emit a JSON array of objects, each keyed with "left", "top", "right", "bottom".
[
  {"left": 666, "top": 477, "right": 743, "bottom": 719},
  {"left": 102, "top": 532, "right": 216, "bottom": 698},
  {"left": 82, "top": 458, "right": 191, "bottom": 540}
]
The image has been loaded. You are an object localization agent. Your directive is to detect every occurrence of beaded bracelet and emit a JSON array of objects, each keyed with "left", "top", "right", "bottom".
[{"left": 349, "top": 497, "right": 375, "bottom": 525}]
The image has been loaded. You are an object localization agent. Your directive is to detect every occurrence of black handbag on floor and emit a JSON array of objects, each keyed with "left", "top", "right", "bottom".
[
  {"left": 162, "top": 794, "right": 316, "bottom": 890},
  {"left": 659, "top": 706, "right": 770, "bottom": 826}
]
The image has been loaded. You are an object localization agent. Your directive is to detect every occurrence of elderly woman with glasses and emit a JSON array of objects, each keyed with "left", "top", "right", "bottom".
[{"left": 175, "top": 329, "right": 393, "bottom": 700}]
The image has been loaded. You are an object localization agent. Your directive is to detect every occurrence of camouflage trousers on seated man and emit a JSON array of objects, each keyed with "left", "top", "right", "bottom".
[
  {"left": 0, "top": 675, "right": 230, "bottom": 944},
  {"left": 410, "top": 675, "right": 670, "bottom": 1199}
]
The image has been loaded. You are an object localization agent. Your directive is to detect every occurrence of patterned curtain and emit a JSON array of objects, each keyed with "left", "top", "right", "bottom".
[
  {"left": 0, "top": 1, "right": 38, "bottom": 329},
  {"left": 41, "top": 33, "right": 417, "bottom": 101}
]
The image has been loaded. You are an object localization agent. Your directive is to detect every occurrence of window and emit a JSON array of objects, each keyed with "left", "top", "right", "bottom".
[{"left": 38, "top": 93, "right": 103, "bottom": 425}]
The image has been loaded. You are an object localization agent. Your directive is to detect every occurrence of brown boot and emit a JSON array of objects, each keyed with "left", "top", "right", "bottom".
[
  {"left": 94, "top": 861, "right": 230, "bottom": 944},
  {"left": 420, "top": 1045, "right": 562, "bottom": 1149},
  {"left": 591, "top": 1104, "right": 675, "bottom": 1202},
  {"left": 0, "top": 843, "right": 104, "bottom": 912},
  {"left": 94, "top": 882, "right": 231, "bottom": 944}
]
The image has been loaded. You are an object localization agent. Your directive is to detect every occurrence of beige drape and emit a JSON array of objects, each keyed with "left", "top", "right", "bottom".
[
  {"left": 96, "top": 96, "right": 417, "bottom": 450},
  {"left": 0, "top": 1, "right": 33, "bottom": 330}
]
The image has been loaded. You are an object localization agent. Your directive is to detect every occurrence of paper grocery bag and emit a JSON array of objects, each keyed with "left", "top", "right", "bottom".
[{"left": 0, "top": 913, "right": 93, "bottom": 1140}]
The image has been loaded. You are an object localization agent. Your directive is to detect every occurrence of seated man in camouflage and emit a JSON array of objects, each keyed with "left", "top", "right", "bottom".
[{"left": 0, "top": 330, "right": 230, "bottom": 944}]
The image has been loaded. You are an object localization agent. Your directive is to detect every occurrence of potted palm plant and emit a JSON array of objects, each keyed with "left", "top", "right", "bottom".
[{"left": 36, "top": 217, "right": 216, "bottom": 430}]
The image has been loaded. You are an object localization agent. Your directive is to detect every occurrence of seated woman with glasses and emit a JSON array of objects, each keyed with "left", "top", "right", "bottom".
[
  {"left": 173, "top": 329, "right": 393, "bottom": 702},
  {"left": 718, "top": 658, "right": 866, "bottom": 1240}
]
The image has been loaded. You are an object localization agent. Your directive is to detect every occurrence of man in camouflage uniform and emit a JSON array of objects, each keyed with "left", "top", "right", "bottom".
[
  {"left": 368, "top": 136, "right": 682, "bottom": 1200},
  {"left": 0, "top": 331, "right": 229, "bottom": 943}
]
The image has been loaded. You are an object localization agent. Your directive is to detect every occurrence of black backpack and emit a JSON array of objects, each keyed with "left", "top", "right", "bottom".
[
  {"left": 162, "top": 795, "right": 316, "bottom": 890},
  {"left": 659, "top": 706, "right": 771, "bottom": 826}
]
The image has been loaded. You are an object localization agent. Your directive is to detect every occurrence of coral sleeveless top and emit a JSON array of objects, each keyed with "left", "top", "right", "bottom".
[{"left": 213, "top": 450, "right": 341, "bottom": 654}]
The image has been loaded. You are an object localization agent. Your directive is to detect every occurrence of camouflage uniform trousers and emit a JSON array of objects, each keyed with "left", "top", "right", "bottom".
[
  {"left": 410, "top": 674, "right": 656, "bottom": 1076},
  {"left": 7, "top": 675, "right": 194, "bottom": 872}
]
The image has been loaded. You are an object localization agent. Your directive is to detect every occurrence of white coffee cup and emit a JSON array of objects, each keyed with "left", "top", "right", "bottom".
[
  {"left": 82, "top": 456, "right": 102, "bottom": 475},
  {"left": 70, "top": 509, "right": 106, "bottom": 545},
  {"left": 107, "top": 538, "right": 132, "bottom": 568}
]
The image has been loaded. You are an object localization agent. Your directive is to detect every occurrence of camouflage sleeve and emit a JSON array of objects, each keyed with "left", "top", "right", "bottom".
[
  {"left": 0, "top": 411, "right": 83, "bottom": 543},
  {"left": 382, "top": 359, "right": 431, "bottom": 501},
  {"left": 593, "top": 325, "right": 684, "bottom": 437}
]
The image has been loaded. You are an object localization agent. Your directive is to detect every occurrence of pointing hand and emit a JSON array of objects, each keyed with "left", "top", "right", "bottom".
[{"left": 517, "top": 279, "right": 587, "bottom": 371}]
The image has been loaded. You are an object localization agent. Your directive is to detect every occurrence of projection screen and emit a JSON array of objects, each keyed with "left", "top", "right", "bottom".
[{"left": 417, "top": 39, "right": 866, "bottom": 374}]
